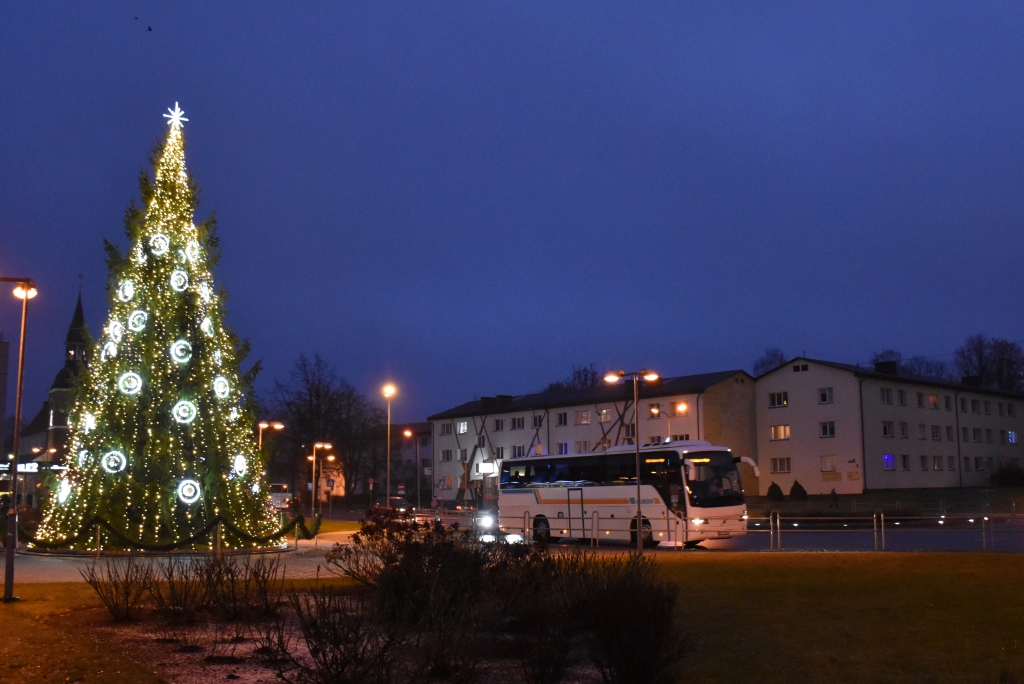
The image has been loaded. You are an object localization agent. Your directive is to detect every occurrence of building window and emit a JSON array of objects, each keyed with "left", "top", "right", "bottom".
[
  {"left": 534, "top": 444, "right": 544, "bottom": 456},
  {"left": 931, "top": 425, "right": 942, "bottom": 441},
  {"left": 920, "top": 455, "right": 928, "bottom": 472},
  {"left": 769, "top": 392, "right": 789, "bottom": 408},
  {"left": 882, "top": 421, "right": 895, "bottom": 438},
  {"left": 672, "top": 434, "right": 690, "bottom": 441},
  {"left": 819, "top": 387, "right": 833, "bottom": 404},
  {"left": 770, "top": 425, "right": 791, "bottom": 441},
  {"left": 771, "top": 457, "right": 791, "bottom": 473},
  {"left": 999, "top": 402, "right": 1005, "bottom": 417},
  {"left": 964, "top": 457, "right": 971, "bottom": 471},
  {"left": 441, "top": 449, "right": 453, "bottom": 462},
  {"left": 820, "top": 421, "right": 835, "bottom": 438},
  {"left": 494, "top": 446, "right": 505, "bottom": 459},
  {"left": 975, "top": 456, "right": 984, "bottom": 471},
  {"left": 962, "top": 427, "right": 970, "bottom": 442},
  {"left": 459, "top": 449, "right": 468, "bottom": 462},
  {"left": 440, "top": 423, "right": 452, "bottom": 436},
  {"left": 1010, "top": 431, "right": 1018, "bottom": 444},
  {"left": 792, "top": 364, "right": 809, "bottom": 372},
  {"left": 532, "top": 415, "right": 543, "bottom": 429},
  {"left": 973, "top": 428, "right": 982, "bottom": 442},
  {"left": 595, "top": 438, "right": 611, "bottom": 450},
  {"left": 557, "top": 442, "right": 569, "bottom": 455},
  {"left": 899, "top": 422, "right": 909, "bottom": 438},
  {"left": 929, "top": 394, "right": 939, "bottom": 410},
  {"left": 512, "top": 445, "right": 525, "bottom": 458},
  {"left": 880, "top": 388, "right": 892, "bottom": 404},
  {"left": 821, "top": 455, "right": 837, "bottom": 472},
  {"left": 674, "top": 402, "right": 688, "bottom": 415},
  {"left": 1009, "top": 404, "right": 1017, "bottom": 418},
  {"left": 984, "top": 401, "right": 992, "bottom": 415},
  {"left": 457, "top": 421, "right": 468, "bottom": 435},
  {"left": 960, "top": 398, "right": 968, "bottom": 413},
  {"left": 1001, "top": 430, "right": 1008, "bottom": 444},
  {"left": 511, "top": 417, "right": 525, "bottom": 430},
  {"left": 933, "top": 455, "right": 943, "bottom": 471},
  {"left": 493, "top": 419, "right": 504, "bottom": 432},
  {"left": 897, "top": 390, "right": 907, "bottom": 406},
  {"left": 946, "top": 426, "right": 954, "bottom": 441},
  {"left": 576, "top": 410, "right": 592, "bottom": 425},
  {"left": 598, "top": 409, "right": 611, "bottom": 423},
  {"left": 918, "top": 424, "right": 927, "bottom": 440},
  {"left": 420, "top": 436, "right": 430, "bottom": 448},
  {"left": 623, "top": 424, "right": 636, "bottom": 439},
  {"left": 945, "top": 396, "right": 953, "bottom": 411},
  {"left": 948, "top": 455, "right": 955, "bottom": 471},
  {"left": 648, "top": 403, "right": 661, "bottom": 419},
  {"left": 649, "top": 435, "right": 663, "bottom": 444},
  {"left": 972, "top": 399, "right": 980, "bottom": 414},
  {"left": 574, "top": 441, "right": 590, "bottom": 453},
  {"left": 902, "top": 454, "right": 910, "bottom": 471},
  {"left": 987, "top": 429, "right": 993, "bottom": 444},
  {"left": 477, "top": 435, "right": 486, "bottom": 448},
  {"left": 556, "top": 412, "right": 568, "bottom": 427},
  {"left": 883, "top": 454, "right": 895, "bottom": 471},
  {"left": 917, "top": 392, "right": 925, "bottom": 408}
]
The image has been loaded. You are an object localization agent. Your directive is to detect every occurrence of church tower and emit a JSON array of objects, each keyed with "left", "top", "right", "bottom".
[{"left": 47, "top": 292, "right": 89, "bottom": 458}]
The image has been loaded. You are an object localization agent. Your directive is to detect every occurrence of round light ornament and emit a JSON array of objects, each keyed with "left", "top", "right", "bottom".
[
  {"left": 77, "top": 450, "right": 90, "bottom": 468},
  {"left": 170, "top": 270, "right": 189, "bottom": 292},
  {"left": 57, "top": 478, "right": 72, "bottom": 504},
  {"left": 118, "top": 371, "right": 143, "bottom": 395},
  {"left": 185, "top": 240, "right": 200, "bottom": 262},
  {"left": 213, "top": 376, "right": 230, "bottom": 399},
  {"left": 170, "top": 340, "right": 193, "bottom": 364},
  {"left": 133, "top": 244, "right": 147, "bottom": 265},
  {"left": 100, "top": 342, "right": 118, "bottom": 362},
  {"left": 128, "top": 310, "right": 148, "bottom": 332},
  {"left": 229, "top": 407, "right": 240, "bottom": 422},
  {"left": 251, "top": 483, "right": 260, "bottom": 495},
  {"left": 118, "top": 280, "right": 135, "bottom": 302},
  {"left": 172, "top": 400, "right": 198, "bottom": 424},
  {"left": 231, "top": 454, "right": 248, "bottom": 478},
  {"left": 213, "top": 350, "right": 223, "bottom": 366},
  {"left": 102, "top": 451, "right": 127, "bottom": 474},
  {"left": 108, "top": 321, "right": 124, "bottom": 344},
  {"left": 150, "top": 233, "right": 170, "bottom": 256},
  {"left": 200, "top": 317, "right": 215, "bottom": 337},
  {"left": 82, "top": 413, "right": 97, "bottom": 433},
  {"left": 197, "top": 282, "right": 213, "bottom": 303},
  {"left": 177, "top": 479, "right": 201, "bottom": 504}
]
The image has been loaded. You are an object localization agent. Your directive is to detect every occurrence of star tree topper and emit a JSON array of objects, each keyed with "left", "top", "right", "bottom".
[{"left": 164, "top": 102, "right": 188, "bottom": 129}]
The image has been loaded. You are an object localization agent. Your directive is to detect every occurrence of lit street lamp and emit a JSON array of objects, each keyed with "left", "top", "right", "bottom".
[
  {"left": 403, "top": 428, "right": 422, "bottom": 510},
  {"left": 604, "top": 368, "right": 659, "bottom": 554},
  {"left": 307, "top": 442, "right": 332, "bottom": 517},
  {"left": 257, "top": 420, "right": 284, "bottom": 449},
  {"left": 1, "top": 276, "right": 36, "bottom": 603},
  {"left": 382, "top": 384, "right": 396, "bottom": 509}
]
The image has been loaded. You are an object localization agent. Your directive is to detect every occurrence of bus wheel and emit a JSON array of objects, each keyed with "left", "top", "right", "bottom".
[
  {"left": 533, "top": 517, "right": 551, "bottom": 544},
  {"left": 631, "top": 519, "right": 657, "bottom": 548}
]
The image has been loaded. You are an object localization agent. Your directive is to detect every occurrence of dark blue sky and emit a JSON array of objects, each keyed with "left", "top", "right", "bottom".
[{"left": 3, "top": 3, "right": 1024, "bottom": 422}]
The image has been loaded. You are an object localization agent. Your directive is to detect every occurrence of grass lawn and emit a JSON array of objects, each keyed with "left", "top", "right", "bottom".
[
  {"left": 5, "top": 553, "right": 1024, "bottom": 682},
  {"left": 316, "top": 519, "right": 361, "bottom": 534},
  {"left": 663, "top": 553, "right": 1024, "bottom": 683}
]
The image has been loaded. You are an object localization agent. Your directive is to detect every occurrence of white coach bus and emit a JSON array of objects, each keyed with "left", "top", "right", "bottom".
[{"left": 497, "top": 440, "right": 758, "bottom": 548}]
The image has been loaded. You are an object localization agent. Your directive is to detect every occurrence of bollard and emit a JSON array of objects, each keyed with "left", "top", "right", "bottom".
[
  {"left": 95, "top": 525, "right": 101, "bottom": 559},
  {"left": 880, "top": 512, "right": 886, "bottom": 551}
]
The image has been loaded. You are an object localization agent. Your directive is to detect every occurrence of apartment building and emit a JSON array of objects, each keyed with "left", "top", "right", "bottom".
[
  {"left": 428, "top": 370, "right": 757, "bottom": 507},
  {"left": 756, "top": 358, "right": 1024, "bottom": 495}
]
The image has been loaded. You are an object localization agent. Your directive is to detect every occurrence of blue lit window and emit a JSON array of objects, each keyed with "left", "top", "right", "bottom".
[
  {"left": 883, "top": 454, "right": 895, "bottom": 471},
  {"left": 1010, "top": 431, "right": 1018, "bottom": 444}
]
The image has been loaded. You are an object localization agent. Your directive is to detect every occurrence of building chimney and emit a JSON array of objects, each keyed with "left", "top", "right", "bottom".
[{"left": 873, "top": 360, "right": 899, "bottom": 376}]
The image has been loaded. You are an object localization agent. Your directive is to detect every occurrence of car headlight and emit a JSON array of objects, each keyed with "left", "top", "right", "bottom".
[{"left": 479, "top": 515, "right": 493, "bottom": 528}]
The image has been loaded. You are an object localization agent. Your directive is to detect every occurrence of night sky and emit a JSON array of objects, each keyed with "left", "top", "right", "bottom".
[{"left": 3, "top": 3, "right": 1024, "bottom": 423}]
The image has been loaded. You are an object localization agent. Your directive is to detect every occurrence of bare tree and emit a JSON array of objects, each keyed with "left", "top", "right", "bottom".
[
  {"left": 545, "top": 363, "right": 601, "bottom": 392},
  {"left": 955, "top": 334, "right": 991, "bottom": 382},
  {"left": 752, "top": 348, "right": 786, "bottom": 376},
  {"left": 871, "top": 349, "right": 950, "bottom": 380},
  {"left": 954, "top": 334, "right": 1024, "bottom": 392}
]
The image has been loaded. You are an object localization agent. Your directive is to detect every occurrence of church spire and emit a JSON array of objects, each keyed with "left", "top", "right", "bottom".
[{"left": 65, "top": 292, "right": 88, "bottom": 363}]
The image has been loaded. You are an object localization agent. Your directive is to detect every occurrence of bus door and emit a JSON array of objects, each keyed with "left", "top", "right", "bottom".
[{"left": 568, "top": 487, "right": 584, "bottom": 538}]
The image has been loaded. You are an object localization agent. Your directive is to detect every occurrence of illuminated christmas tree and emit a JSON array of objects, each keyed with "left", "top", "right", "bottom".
[{"left": 36, "top": 104, "right": 280, "bottom": 551}]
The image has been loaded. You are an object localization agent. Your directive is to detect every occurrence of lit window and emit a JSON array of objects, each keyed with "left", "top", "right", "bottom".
[
  {"left": 457, "top": 421, "right": 468, "bottom": 435},
  {"left": 574, "top": 441, "right": 590, "bottom": 453},
  {"left": 1010, "top": 431, "right": 1018, "bottom": 444},
  {"left": 674, "top": 402, "right": 688, "bottom": 415},
  {"left": 576, "top": 410, "right": 592, "bottom": 425},
  {"left": 933, "top": 455, "right": 943, "bottom": 471},
  {"left": 821, "top": 455, "right": 837, "bottom": 472},
  {"left": 648, "top": 403, "right": 661, "bottom": 419},
  {"left": 883, "top": 454, "right": 895, "bottom": 471},
  {"left": 598, "top": 409, "right": 611, "bottom": 423},
  {"left": 820, "top": 421, "right": 835, "bottom": 438},
  {"left": 534, "top": 444, "right": 544, "bottom": 456},
  {"left": 770, "top": 425, "right": 791, "bottom": 441},
  {"left": 929, "top": 394, "right": 939, "bottom": 410},
  {"left": 769, "top": 392, "right": 788, "bottom": 408},
  {"left": 771, "top": 457, "right": 791, "bottom": 473},
  {"left": 819, "top": 387, "right": 833, "bottom": 404}
]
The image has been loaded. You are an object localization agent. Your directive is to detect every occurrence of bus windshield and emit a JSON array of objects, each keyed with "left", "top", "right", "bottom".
[{"left": 684, "top": 452, "right": 743, "bottom": 508}]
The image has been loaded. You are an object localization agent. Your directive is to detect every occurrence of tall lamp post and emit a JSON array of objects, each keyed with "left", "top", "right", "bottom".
[
  {"left": 307, "top": 442, "right": 332, "bottom": 517},
  {"left": 403, "top": 429, "right": 421, "bottom": 510},
  {"left": 257, "top": 421, "right": 284, "bottom": 449},
  {"left": 604, "top": 368, "right": 659, "bottom": 554},
  {"left": 382, "top": 384, "right": 396, "bottom": 509},
  {"left": 1, "top": 277, "right": 36, "bottom": 603}
]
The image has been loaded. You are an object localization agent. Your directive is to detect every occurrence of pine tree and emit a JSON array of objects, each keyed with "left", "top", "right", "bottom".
[{"left": 36, "top": 104, "right": 280, "bottom": 551}]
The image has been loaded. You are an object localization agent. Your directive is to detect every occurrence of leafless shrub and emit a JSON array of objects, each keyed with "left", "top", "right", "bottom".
[
  {"left": 79, "top": 556, "right": 154, "bottom": 621},
  {"left": 148, "top": 556, "right": 206, "bottom": 626},
  {"left": 248, "top": 614, "right": 295, "bottom": 666}
]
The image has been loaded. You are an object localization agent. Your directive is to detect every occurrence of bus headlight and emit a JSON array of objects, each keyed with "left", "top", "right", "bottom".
[
  {"left": 691, "top": 518, "right": 706, "bottom": 525},
  {"left": 479, "top": 515, "right": 494, "bottom": 528}
]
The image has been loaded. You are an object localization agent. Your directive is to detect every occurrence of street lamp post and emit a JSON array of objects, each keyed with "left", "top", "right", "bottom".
[
  {"left": 382, "top": 384, "right": 396, "bottom": 509},
  {"left": 403, "top": 428, "right": 421, "bottom": 510},
  {"left": 604, "top": 368, "right": 659, "bottom": 554},
  {"left": 1, "top": 277, "right": 36, "bottom": 603},
  {"left": 307, "top": 442, "right": 332, "bottom": 517},
  {"left": 257, "top": 421, "right": 284, "bottom": 449}
]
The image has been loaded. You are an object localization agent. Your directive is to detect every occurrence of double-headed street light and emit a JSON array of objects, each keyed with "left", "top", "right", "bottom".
[
  {"left": 257, "top": 421, "right": 285, "bottom": 449},
  {"left": 307, "top": 442, "right": 333, "bottom": 516},
  {"left": 604, "top": 368, "right": 659, "bottom": 554},
  {"left": 1, "top": 276, "right": 36, "bottom": 603},
  {"left": 403, "top": 428, "right": 422, "bottom": 510},
  {"left": 382, "top": 384, "right": 396, "bottom": 509}
]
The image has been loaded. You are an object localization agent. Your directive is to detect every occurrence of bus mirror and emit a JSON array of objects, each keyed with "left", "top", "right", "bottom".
[
  {"left": 683, "top": 461, "right": 696, "bottom": 481},
  {"left": 739, "top": 456, "right": 760, "bottom": 478}
]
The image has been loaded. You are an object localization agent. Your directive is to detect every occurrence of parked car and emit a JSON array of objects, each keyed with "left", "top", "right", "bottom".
[{"left": 373, "top": 496, "right": 413, "bottom": 512}]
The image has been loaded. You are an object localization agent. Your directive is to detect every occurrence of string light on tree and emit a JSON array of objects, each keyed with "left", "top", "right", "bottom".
[{"left": 35, "top": 103, "right": 279, "bottom": 552}]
